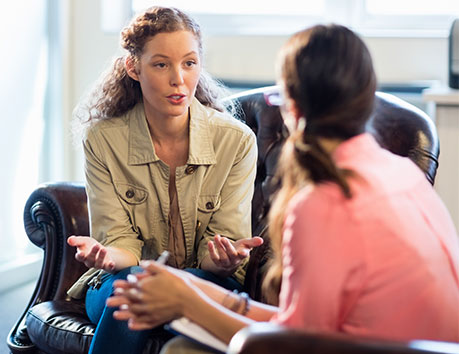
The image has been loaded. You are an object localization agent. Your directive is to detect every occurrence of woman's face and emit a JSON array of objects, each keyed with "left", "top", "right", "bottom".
[{"left": 128, "top": 30, "right": 202, "bottom": 122}]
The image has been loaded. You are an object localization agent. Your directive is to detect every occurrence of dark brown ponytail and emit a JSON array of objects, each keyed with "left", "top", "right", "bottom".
[{"left": 263, "top": 24, "right": 377, "bottom": 302}]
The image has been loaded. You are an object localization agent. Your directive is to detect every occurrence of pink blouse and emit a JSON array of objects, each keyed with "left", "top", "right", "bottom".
[{"left": 273, "top": 133, "right": 459, "bottom": 341}]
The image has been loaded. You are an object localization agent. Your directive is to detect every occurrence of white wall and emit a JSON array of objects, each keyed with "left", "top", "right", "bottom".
[{"left": 64, "top": 0, "right": 450, "bottom": 181}]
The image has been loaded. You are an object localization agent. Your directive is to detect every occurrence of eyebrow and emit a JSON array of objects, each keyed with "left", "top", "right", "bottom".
[{"left": 150, "top": 51, "right": 198, "bottom": 60}]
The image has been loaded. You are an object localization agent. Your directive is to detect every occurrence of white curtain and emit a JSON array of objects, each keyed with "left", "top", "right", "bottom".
[{"left": 0, "top": 1, "right": 47, "bottom": 264}]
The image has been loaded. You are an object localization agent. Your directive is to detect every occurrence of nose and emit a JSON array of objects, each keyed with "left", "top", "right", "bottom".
[{"left": 170, "top": 66, "right": 184, "bottom": 86}]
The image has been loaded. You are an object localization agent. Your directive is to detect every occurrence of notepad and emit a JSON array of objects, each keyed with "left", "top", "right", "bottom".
[{"left": 165, "top": 317, "right": 228, "bottom": 353}]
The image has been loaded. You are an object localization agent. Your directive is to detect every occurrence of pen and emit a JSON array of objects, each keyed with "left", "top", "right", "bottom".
[
  {"left": 127, "top": 251, "right": 170, "bottom": 283},
  {"left": 156, "top": 250, "right": 170, "bottom": 265}
]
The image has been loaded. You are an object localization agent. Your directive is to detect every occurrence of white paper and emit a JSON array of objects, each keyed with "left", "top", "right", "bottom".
[{"left": 167, "top": 317, "right": 228, "bottom": 353}]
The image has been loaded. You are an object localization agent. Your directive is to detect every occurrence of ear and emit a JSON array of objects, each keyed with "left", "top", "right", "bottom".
[
  {"left": 125, "top": 56, "right": 139, "bottom": 81},
  {"left": 285, "top": 97, "right": 303, "bottom": 123}
]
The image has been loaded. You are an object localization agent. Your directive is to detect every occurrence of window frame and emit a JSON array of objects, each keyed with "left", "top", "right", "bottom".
[{"left": 131, "top": 0, "right": 459, "bottom": 37}]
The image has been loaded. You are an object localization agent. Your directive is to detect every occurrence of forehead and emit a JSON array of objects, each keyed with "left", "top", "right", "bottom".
[{"left": 141, "top": 30, "right": 200, "bottom": 58}]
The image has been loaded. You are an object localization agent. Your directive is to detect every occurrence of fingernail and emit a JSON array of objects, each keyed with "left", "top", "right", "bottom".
[
  {"left": 140, "top": 260, "right": 148, "bottom": 267},
  {"left": 127, "top": 274, "right": 137, "bottom": 283}
]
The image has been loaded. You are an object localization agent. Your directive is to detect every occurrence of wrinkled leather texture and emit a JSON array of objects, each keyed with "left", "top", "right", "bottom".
[
  {"left": 7, "top": 87, "right": 439, "bottom": 354},
  {"left": 228, "top": 322, "right": 459, "bottom": 354},
  {"left": 26, "top": 301, "right": 94, "bottom": 354}
]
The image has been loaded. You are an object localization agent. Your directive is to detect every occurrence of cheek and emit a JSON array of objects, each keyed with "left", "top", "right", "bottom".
[
  {"left": 143, "top": 73, "right": 166, "bottom": 93},
  {"left": 188, "top": 71, "right": 201, "bottom": 92}
]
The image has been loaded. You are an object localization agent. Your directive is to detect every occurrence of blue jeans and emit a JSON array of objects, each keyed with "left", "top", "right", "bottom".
[{"left": 86, "top": 267, "right": 243, "bottom": 354}]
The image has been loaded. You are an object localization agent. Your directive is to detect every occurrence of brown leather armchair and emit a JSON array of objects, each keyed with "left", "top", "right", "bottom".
[
  {"left": 228, "top": 322, "right": 459, "bottom": 354},
  {"left": 7, "top": 87, "right": 442, "bottom": 354}
]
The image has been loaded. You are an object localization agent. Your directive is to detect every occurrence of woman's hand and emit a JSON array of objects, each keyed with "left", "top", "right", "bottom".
[
  {"left": 107, "top": 261, "right": 195, "bottom": 330},
  {"left": 67, "top": 235, "right": 116, "bottom": 272},
  {"left": 204, "top": 235, "right": 264, "bottom": 276}
]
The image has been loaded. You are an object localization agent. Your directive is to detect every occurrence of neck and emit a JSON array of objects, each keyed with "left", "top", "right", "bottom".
[
  {"left": 146, "top": 109, "right": 189, "bottom": 145},
  {"left": 317, "top": 137, "right": 343, "bottom": 155}
]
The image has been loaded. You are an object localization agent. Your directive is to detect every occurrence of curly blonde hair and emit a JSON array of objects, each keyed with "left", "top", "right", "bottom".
[{"left": 75, "top": 7, "right": 230, "bottom": 124}]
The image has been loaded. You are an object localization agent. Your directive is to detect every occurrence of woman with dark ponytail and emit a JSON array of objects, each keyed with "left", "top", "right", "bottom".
[
  {"left": 108, "top": 24, "right": 459, "bottom": 353},
  {"left": 266, "top": 24, "right": 458, "bottom": 338}
]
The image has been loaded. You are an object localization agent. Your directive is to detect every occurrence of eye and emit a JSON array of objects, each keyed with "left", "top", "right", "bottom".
[
  {"left": 154, "top": 62, "right": 167, "bottom": 69},
  {"left": 185, "top": 60, "right": 197, "bottom": 67}
]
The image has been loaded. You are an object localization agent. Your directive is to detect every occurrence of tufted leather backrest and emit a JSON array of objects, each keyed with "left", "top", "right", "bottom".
[{"left": 229, "top": 86, "right": 439, "bottom": 236}]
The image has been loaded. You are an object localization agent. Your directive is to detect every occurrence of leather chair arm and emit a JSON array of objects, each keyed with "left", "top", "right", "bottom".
[
  {"left": 228, "top": 322, "right": 459, "bottom": 354},
  {"left": 8, "top": 182, "right": 90, "bottom": 354},
  {"left": 23, "top": 182, "right": 90, "bottom": 302}
]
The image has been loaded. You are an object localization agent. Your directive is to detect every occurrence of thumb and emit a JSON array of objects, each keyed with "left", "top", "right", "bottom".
[
  {"left": 68, "top": 235, "right": 85, "bottom": 247},
  {"left": 244, "top": 236, "right": 264, "bottom": 249}
]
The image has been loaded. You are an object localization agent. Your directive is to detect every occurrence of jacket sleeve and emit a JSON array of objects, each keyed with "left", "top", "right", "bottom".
[
  {"left": 83, "top": 129, "right": 144, "bottom": 262},
  {"left": 196, "top": 129, "right": 258, "bottom": 284}
]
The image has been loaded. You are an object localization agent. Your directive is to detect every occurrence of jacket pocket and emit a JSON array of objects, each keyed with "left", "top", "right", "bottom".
[
  {"left": 114, "top": 182, "right": 148, "bottom": 204},
  {"left": 197, "top": 194, "right": 221, "bottom": 213},
  {"left": 196, "top": 194, "right": 221, "bottom": 240}
]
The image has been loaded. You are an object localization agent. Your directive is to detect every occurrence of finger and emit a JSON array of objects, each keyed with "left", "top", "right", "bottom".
[
  {"left": 133, "top": 272, "right": 150, "bottom": 281},
  {"left": 74, "top": 250, "right": 87, "bottom": 263},
  {"left": 214, "top": 236, "right": 230, "bottom": 265},
  {"left": 67, "top": 235, "right": 85, "bottom": 247},
  {"left": 113, "top": 309, "right": 136, "bottom": 321},
  {"left": 246, "top": 236, "right": 264, "bottom": 248},
  {"left": 236, "top": 237, "right": 264, "bottom": 257},
  {"left": 106, "top": 295, "right": 130, "bottom": 308},
  {"left": 84, "top": 243, "right": 101, "bottom": 266},
  {"left": 127, "top": 302, "right": 153, "bottom": 316},
  {"left": 124, "top": 288, "right": 143, "bottom": 302},
  {"left": 220, "top": 237, "right": 239, "bottom": 259},
  {"left": 220, "top": 237, "right": 242, "bottom": 268},
  {"left": 113, "top": 279, "right": 134, "bottom": 290},
  {"left": 214, "top": 235, "right": 228, "bottom": 252},
  {"left": 93, "top": 247, "right": 107, "bottom": 269},
  {"left": 128, "top": 318, "right": 158, "bottom": 331},
  {"left": 67, "top": 235, "right": 91, "bottom": 247},
  {"left": 207, "top": 241, "right": 220, "bottom": 263}
]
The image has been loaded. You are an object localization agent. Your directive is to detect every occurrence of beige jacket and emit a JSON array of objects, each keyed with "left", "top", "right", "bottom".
[{"left": 68, "top": 98, "right": 257, "bottom": 299}]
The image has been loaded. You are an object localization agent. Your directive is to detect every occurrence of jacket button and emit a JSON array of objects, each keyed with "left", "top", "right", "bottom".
[
  {"left": 125, "top": 189, "right": 135, "bottom": 198},
  {"left": 206, "top": 201, "right": 214, "bottom": 210},
  {"left": 185, "top": 165, "right": 196, "bottom": 175}
]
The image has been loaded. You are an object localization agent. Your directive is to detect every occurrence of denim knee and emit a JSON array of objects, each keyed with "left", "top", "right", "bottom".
[
  {"left": 184, "top": 268, "right": 243, "bottom": 291},
  {"left": 86, "top": 266, "right": 144, "bottom": 323}
]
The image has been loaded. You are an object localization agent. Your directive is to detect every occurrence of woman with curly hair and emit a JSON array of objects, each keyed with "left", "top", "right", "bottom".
[
  {"left": 108, "top": 23, "right": 459, "bottom": 354},
  {"left": 67, "top": 6, "right": 262, "bottom": 354}
]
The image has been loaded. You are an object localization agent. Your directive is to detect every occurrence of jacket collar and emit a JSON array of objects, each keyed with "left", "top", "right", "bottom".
[{"left": 128, "top": 98, "right": 217, "bottom": 166}]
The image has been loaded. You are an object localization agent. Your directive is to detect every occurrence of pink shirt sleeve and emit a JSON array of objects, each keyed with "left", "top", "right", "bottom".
[{"left": 272, "top": 185, "right": 367, "bottom": 332}]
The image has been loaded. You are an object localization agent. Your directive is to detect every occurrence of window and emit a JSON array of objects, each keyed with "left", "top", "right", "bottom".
[
  {"left": 131, "top": 0, "right": 325, "bottom": 35},
  {"left": 366, "top": 0, "right": 459, "bottom": 16},
  {"left": 361, "top": 0, "right": 459, "bottom": 36},
  {"left": 0, "top": 1, "right": 48, "bottom": 291},
  {"left": 131, "top": 0, "right": 459, "bottom": 36}
]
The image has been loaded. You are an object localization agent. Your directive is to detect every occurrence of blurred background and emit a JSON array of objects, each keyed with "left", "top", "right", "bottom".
[{"left": 0, "top": 0, "right": 458, "bottom": 296}]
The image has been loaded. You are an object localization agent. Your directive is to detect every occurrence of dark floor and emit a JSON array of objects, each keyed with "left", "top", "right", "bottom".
[{"left": 0, "top": 282, "right": 35, "bottom": 354}]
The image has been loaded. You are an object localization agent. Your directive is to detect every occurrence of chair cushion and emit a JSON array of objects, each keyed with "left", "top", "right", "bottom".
[
  {"left": 26, "top": 300, "right": 176, "bottom": 354},
  {"left": 26, "top": 300, "right": 94, "bottom": 354}
]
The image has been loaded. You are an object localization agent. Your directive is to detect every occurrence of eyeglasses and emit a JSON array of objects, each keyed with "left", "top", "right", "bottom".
[{"left": 263, "top": 89, "right": 285, "bottom": 107}]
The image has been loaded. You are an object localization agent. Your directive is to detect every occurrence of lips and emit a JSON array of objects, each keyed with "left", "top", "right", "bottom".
[{"left": 166, "top": 93, "right": 186, "bottom": 104}]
